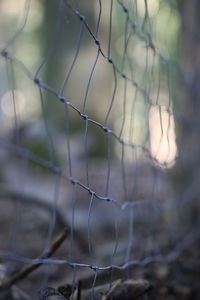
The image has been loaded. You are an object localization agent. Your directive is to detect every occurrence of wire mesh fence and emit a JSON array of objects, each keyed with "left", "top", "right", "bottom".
[{"left": 0, "top": 0, "right": 199, "bottom": 299}]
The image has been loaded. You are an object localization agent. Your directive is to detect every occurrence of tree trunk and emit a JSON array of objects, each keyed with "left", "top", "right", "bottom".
[{"left": 171, "top": 0, "right": 200, "bottom": 225}]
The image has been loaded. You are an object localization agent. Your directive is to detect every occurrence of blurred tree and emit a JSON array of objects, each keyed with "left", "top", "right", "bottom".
[{"left": 171, "top": 0, "right": 200, "bottom": 224}]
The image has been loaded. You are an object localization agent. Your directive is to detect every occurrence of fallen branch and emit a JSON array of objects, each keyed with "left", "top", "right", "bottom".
[
  {"left": 0, "top": 227, "right": 69, "bottom": 291},
  {"left": 79, "top": 279, "right": 150, "bottom": 300}
]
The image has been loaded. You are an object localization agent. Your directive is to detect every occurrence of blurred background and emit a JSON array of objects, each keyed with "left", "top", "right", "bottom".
[
  {"left": 0, "top": 0, "right": 199, "bottom": 299},
  {"left": 0, "top": 0, "right": 181, "bottom": 167}
]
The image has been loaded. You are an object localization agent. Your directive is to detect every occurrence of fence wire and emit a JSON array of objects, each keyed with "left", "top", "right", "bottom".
[{"left": 0, "top": 0, "right": 199, "bottom": 299}]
